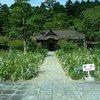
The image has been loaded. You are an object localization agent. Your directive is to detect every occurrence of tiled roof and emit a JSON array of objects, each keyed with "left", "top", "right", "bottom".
[
  {"left": 33, "top": 30, "right": 85, "bottom": 40},
  {"left": 52, "top": 30, "right": 85, "bottom": 39}
]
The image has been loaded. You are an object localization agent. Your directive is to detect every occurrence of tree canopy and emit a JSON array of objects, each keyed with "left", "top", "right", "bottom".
[{"left": 0, "top": 0, "right": 100, "bottom": 42}]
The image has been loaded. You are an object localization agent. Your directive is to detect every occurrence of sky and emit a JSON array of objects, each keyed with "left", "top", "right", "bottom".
[{"left": 0, "top": 0, "right": 78, "bottom": 7}]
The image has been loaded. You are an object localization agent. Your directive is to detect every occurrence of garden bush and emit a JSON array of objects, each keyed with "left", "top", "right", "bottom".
[
  {"left": 0, "top": 50, "right": 46, "bottom": 81},
  {"left": 56, "top": 48, "right": 100, "bottom": 80},
  {"left": 57, "top": 39, "right": 79, "bottom": 52},
  {"left": 0, "top": 36, "right": 9, "bottom": 45},
  {"left": 8, "top": 40, "right": 23, "bottom": 50},
  {"left": 70, "top": 71, "right": 82, "bottom": 80}
]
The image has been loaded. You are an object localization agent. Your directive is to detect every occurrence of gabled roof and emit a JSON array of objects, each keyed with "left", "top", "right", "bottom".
[
  {"left": 52, "top": 30, "right": 85, "bottom": 39},
  {"left": 33, "top": 30, "right": 85, "bottom": 40},
  {"left": 44, "top": 30, "right": 58, "bottom": 36}
]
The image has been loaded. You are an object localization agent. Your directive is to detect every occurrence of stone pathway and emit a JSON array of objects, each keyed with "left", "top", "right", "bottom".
[
  {"left": 32, "top": 52, "right": 68, "bottom": 82},
  {"left": 0, "top": 52, "right": 100, "bottom": 100}
]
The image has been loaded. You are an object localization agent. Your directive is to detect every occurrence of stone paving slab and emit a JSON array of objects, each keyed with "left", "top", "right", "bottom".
[{"left": 0, "top": 81, "right": 100, "bottom": 100}]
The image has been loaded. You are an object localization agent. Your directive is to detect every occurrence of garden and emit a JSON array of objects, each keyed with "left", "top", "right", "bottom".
[
  {"left": 0, "top": 49, "right": 47, "bottom": 81},
  {"left": 0, "top": 0, "right": 100, "bottom": 82},
  {"left": 56, "top": 40, "right": 100, "bottom": 80}
]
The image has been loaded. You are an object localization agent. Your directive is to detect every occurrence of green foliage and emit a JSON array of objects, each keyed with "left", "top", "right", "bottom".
[
  {"left": 27, "top": 39, "right": 48, "bottom": 55},
  {"left": 8, "top": 40, "right": 23, "bottom": 50},
  {"left": 36, "top": 43, "right": 48, "bottom": 57},
  {"left": 75, "top": 6, "right": 100, "bottom": 41},
  {"left": 10, "top": 6, "right": 24, "bottom": 27},
  {"left": 27, "top": 39, "right": 37, "bottom": 52},
  {"left": 44, "top": 0, "right": 56, "bottom": 10},
  {"left": 56, "top": 48, "right": 100, "bottom": 80},
  {"left": 0, "top": 4, "right": 10, "bottom": 35},
  {"left": 53, "top": 2, "right": 65, "bottom": 13},
  {"left": 9, "top": 27, "right": 23, "bottom": 39},
  {"left": 43, "top": 22, "right": 57, "bottom": 30},
  {"left": 27, "top": 14, "right": 45, "bottom": 32},
  {"left": 57, "top": 39, "right": 79, "bottom": 52},
  {"left": 0, "top": 0, "right": 100, "bottom": 48},
  {"left": 0, "top": 51, "right": 46, "bottom": 81},
  {"left": 0, "top": 0, "right": 100, "bottom": 35},
  {"left": 94, "top": 42, "right": 100, "bottom": 48},
  {"left": 0, "top": 36, "right": 9, "bottom": 45},
  {"left": 70, "top": 71, "right": 82, "bottom": 80}
]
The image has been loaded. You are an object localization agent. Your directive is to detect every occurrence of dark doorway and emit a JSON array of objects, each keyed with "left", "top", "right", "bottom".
[{"left": 48, "top": 43, "right": 54, "bottom": 51}]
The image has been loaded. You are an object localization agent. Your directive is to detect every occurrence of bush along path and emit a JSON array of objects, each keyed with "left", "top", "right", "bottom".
[
  {"left": 56, "top": 49, "right": 100, "bottom": 80},
  {"left": 0, "top": 50, "right": 46, "bottom": 81}
]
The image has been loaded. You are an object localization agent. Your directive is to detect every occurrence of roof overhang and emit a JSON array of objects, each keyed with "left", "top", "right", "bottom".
[{"left": 32, "top": 30, "right": 85, "bottom": 41}]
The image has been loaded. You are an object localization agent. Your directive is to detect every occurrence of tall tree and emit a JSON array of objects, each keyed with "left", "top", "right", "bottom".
[
  {"left": 10, "top": 1, "right": 32, "bottom": 54},
  {"left": 73, "top": 0, "right": 81, "bottom": 17},
  {"left": 0, "top": 4, "right": 10, "bottom": 36},
  {"left": 65, "top": 0, "right": 75, "bottom": 16},
  {"left": 44, "top": 0, "right": 56, "bottom": 10},
  {"left": 74, "top": 6, "right": 100, "bottom": 41},
  {"left": 53, "top": 2, "right": 65, "bottom": 13},
  {"left": 0, "top": 3, "right": 3, "bottom": 35},
  {"left": 9, "top": 6, "right": 24, "bottom": 39}
]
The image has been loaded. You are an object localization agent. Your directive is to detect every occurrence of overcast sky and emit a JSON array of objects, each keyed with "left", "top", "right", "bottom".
[{"left": 0, "top": 0, "right": 80, "bottom": 7}]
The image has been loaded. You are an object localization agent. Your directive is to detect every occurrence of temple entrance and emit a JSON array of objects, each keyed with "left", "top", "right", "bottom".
[
  {"left": 48, "top": 38, "right": 57, "bottom": 51},
  {"left": 48, "top": 43, "right": 54, "bottom": 51}
]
